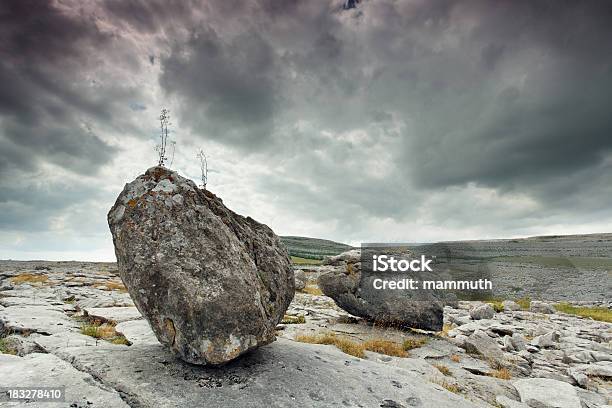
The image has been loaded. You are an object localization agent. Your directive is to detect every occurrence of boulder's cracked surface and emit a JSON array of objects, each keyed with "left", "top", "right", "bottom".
[{"left": 108, "top": 166, "right": 294, "bottom": 365}]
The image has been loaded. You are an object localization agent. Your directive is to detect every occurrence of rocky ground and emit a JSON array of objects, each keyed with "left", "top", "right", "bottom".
[{"left": 0, "top": 260, "right": 610, "bottom": 407}]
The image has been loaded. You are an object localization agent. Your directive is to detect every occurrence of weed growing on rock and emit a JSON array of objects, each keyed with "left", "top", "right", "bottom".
[
  {"left": 489, "top": 368, "right": 511, "bottom": 380},
  {"left": 434, "top": 364, "right": 452, "bottom": 376},
  {"left": 450, "top": 354, "right": 461, "bottom": 363},
  {"left": 295, "top": 333, "right": 365, "bottom": 358},
  {"left": 432, "top": 379, "right": 460, "bottom": 394},
  {"left": 79, "top": 318, "right": 131, "bottom": 345},
  {"left": 402, "top": 337, "right": 429, "bottom": 351},
  {"left": 282, "top": 315, "right": 306, "bottom": 324}
]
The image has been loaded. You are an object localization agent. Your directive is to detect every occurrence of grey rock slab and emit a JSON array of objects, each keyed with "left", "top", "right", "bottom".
[
  {"left": 496, "top": 395, "right": 530, "bottom": 408},
  {"left": 512, "top": 378, "right": 581, "bottom": 408},
  {"left": 108, "top": 166, "right": 294, "bottom": 365},
  {"left": 462, "top": 329, "right": 505, "bottom": 361},
  {"left": 83, "top": 306, "right": 142, "bottom": 323},
  {"left": 572, "top": 361, "right": 612, "bottom": 377},
  {"left": 470, "top": 303, "right": 495, "bottom": 320},
  {"left": 0, "top": 305, "right": 77, "bottom": 335},
  {"left": 115, "top": 319, "right": 159, "bottom": 346},
  {"left": 529, "top": 301, "right": 555, "bottom": 314},
  {"left": 31, "top": 331, "right": 120, "bottom": 353},
  {"left": 0, "top": 352, "right": 129, "bottom": 407},
  {"left": 530, "top": 331, "right": 560, "bottom": 349},
  {"left": 52, "top": 337, "right": 480, "bottom": 408},
  {"left": 503, "top": 301, "right": 522, "bottom": 312}
]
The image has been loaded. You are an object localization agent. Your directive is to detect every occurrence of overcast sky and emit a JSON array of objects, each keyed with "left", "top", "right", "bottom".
[{"left": 2, "top": 0, "right": 612, "bottom": 261}]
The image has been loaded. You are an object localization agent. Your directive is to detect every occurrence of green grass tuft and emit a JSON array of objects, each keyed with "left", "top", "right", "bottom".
[{"left": 554, "top": 303, "right": 612, "bottom": 323}]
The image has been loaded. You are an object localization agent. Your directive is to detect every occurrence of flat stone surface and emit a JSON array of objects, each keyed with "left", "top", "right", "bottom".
[
  {"left": 115, "top": 319, "right": 159, "bottom": 345},
  {"left": 83, "top": 306, "right": 142, "bottom": 323},
  {"left": 0, "top": 305, "right": 78, "bottom": 335},
  {"left": 0, "top": 352, "right": 129, "bottom": 407},
  {"left": 513, "top": 378, "right": 581, "bottom": 408},
  {"left": 53, "top": 338, "right": 479, "bottom": 408}
]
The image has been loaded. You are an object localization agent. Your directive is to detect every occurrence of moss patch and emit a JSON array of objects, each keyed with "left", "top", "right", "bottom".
[{"left": 282, "top": 315, "right": 306, "bottom": 324}]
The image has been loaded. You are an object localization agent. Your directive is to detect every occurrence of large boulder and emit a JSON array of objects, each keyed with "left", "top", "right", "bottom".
[
  {"left": 317, "top": 249, "right": 443, "bottom": 330},
  {"left": 107, "top": 166, "right": 294, "bottom": 365}
]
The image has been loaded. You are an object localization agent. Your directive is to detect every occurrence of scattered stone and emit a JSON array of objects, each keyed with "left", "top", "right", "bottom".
[
  {"left": 530, "top": 331, "right": 560, "bottom": 349},
  {"left": 462, "top": 329, "right": 504, "bottom": 361},
  {"left": 512, "top": 378, "right": 581, "bottom": 408},
  {"left": 529, "top": 301, "right": 555, "bottom": 314},
  {"left": 294, "top": 269, "right": 307, "bottom": 291},
  {"left": 470, "top": 304, "right": 495, "bottom": 320},
  {"left": 496, "top": 395, "right": 529, "bottom": 408},
  {"left": 511, "top": 333, "right": 527, "bottom": 351},
  {"left": 503, "top": 301, "right": 522, "bottom": 311},
  {"left": 108, "top": 166, "right": 294, "bottom": 365},
  {"left": 567, "top": 369, "right": 589, "bottom": 388}
]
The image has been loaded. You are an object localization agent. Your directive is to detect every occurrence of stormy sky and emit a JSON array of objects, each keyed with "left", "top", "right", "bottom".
[{"left": 2, "top": 0, "right": 612, "bottom": 261}]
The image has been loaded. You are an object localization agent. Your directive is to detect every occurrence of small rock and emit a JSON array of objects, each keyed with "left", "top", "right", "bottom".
[
  {"left": 529, "top": 301, "right": 555, "bottom": 314},
  {"left": 462, "top": 329, "right": 504, "bottom": 361},
  {"left": 502, "top": 300, "right": 521, "bottom": 311},
  {"left": 511, "top": 333, "right": 527, "bottom": 351},
  {"left": 567, "top": 369, "right": 588, "bottom": 388},
  {"left": 294, "top": 269, "right": 307, "bottom": 291},
  {"left": 469, "top": 303, "right": 495, "bottom": 320},
  {"left": 502, "top": 335, "right": 515, "bottom": 351},
  {"left": 495, "top": 395, "right": 529, "bottom": 408},
  {"left": 530, "top": 331, "right": 560, "bottom": 349}
]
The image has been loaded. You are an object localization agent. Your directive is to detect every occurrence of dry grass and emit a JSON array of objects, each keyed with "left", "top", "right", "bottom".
[
  {"left": 94, "top": 280, "right": 128, "bottom": 292},
  {"left": 434, "top": 364, "right": 452, "bottom": 376},
  {"left": 295, "top": 332, "right": 417, "bottom": 359},
  {"left": 79, "top": 318, "right": 130, "bottom": 345},
  {"left": 300, "top": 285, "right": 323, "bottom": 296},
  {"left": 295, "top": 333, "right": 365, "bottom": 358},
  {"left": 485, "top": 300, "right": 504, "bottom": 313},
  {"left": 515, "top": 297, "right": 531, "bottom": 310},
  {"left": 490, "top": 368, "right": 511, "bottom": 380},
  {"left": 437, "top": 323, "right": 453, "bottom": 337},
  {"left": 402, "top": 337, "right": 429, "bottom": 351},
  {"left": 432, "top": 379, "right": 460, "bottom": 394},
  {"left": 554, "top": 303, "right": 612, "bottom": 323},
  {"left": 10, "top": 274, "right": 48, "bottom": 285},
  {"left": 281, "top": 315, "right": 306, "bottom": 324},
  {"left": 363, "top": 339, "right": 407, "bottom": 357},
  {"left": 450, "top": 354, "right": 461, "bottom": 363}
]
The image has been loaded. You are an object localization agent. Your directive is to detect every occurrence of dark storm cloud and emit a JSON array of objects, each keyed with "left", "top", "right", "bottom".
[
  {"left": 154, "top": 0, "right": 612, "bottom": 226},
  {"left": 3, "top": 0, "right": 612, "bottom": 258},
  {"left": 0, "top": 0, "right": 121, "bottom": 177},
  {"left": 160, "top": 28, "right": 279, "bottom": 149}
]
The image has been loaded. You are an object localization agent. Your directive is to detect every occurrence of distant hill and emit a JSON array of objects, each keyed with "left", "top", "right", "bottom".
[{"left": 280, "top": 236, "right": 353, "bottom": 260}]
